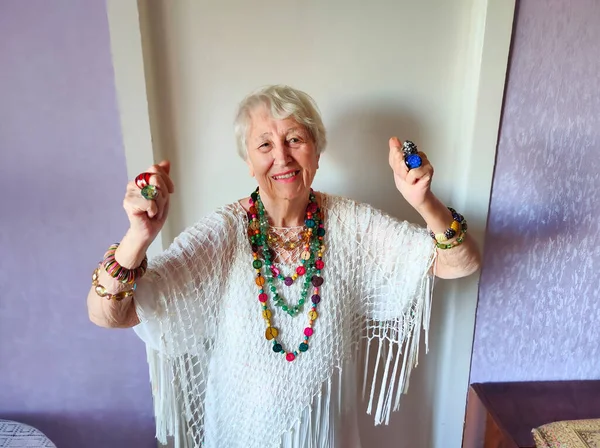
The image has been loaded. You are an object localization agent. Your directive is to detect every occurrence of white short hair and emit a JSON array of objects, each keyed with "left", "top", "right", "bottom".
[{"left": 234, "top": 85, "right": 327, "bottom": 159}]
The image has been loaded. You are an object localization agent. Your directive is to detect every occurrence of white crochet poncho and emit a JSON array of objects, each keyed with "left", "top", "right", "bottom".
[{"left": 133, "top": 193, "right": 436, "bottom": 448}]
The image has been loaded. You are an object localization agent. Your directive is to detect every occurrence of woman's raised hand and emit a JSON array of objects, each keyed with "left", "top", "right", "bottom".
[{"left": 121, "top": 160, "right": 175, "bottom": 256}]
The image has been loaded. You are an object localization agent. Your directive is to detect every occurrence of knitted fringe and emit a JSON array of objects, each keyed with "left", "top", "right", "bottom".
[
  {"left": 147, "top": 347, "right": 193, "bottom": 448},
  {"left": 362, "top": 257, "right": 436, "bottom": 425}
]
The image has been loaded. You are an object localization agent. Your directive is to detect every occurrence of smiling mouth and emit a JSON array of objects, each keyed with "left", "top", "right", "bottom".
[{"left": 272, "top": 170, "right": 300, "bottom": 180}]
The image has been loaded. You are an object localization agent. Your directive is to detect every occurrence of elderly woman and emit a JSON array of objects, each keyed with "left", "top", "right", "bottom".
[{"left": 88, "top": 85, "right": 480, "bottom": 448}]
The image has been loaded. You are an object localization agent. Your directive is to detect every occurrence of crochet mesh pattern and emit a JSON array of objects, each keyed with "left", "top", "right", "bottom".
[{"left": 133, "top": 194, "right": 436, "bottom": 448}]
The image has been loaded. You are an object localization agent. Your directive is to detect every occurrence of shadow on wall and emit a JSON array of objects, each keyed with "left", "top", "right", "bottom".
[
  {"left": 325, "top": 101, "right": 445, "bottom": 448},
  {"left": 3, "top": 413, "right": 156, "bottom": 448},
  {"left": 137, "top": 0, "right": 184, "bottom": 241},
  {"left": 324, "top": 99, "right": 426, "bottom": 226}
]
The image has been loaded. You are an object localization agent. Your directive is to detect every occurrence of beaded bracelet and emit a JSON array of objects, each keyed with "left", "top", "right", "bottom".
[
  {"left": 430, "top": 207, "right": 468, "bottom": 250},
  {"left": 92, "top": 267, "right": 136, "bottom": 301},
  {"left": 102, "top": 243, "right": 148, "bottom": 284},
  {"left": 429, "top": 207, "right": 464, "bottom": 242},
  {"left": 435, "top": 226, "right": 467, "bottom": 250}
]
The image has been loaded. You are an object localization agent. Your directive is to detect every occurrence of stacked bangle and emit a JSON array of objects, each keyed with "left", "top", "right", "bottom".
[
  {"left": 429, "top": 207, "right": 468, "bottom": 250},
  {"left": 102, "top": 243, "right": 148, "bottom": 284},
  {"left": 92, "top": 267, "right": 136, "bottom": 301}
]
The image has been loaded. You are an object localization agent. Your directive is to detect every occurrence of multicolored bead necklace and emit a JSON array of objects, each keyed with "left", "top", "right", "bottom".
[
  {"left": 266, "top": 227, "right": 309, "bottom": 251},
  {"left": 248, "top": 188, "right": 326, "bottom": 362}
]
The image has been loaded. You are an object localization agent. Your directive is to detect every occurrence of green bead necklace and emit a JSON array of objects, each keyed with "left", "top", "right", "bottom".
[{"left": 248, "top": 188, "right": 325, "bottom": 362}]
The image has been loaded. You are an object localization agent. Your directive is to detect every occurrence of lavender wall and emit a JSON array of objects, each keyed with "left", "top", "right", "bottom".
[
  {"left": 471, "top": 0, "right": 600, "bottom": 383},
  {"left": 0, "top": 1, "right": 156, "bottom": 447}
]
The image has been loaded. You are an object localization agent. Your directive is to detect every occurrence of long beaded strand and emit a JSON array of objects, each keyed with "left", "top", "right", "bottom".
[{"left": 248, "top": 188, "right": 326, "bottom": 362}]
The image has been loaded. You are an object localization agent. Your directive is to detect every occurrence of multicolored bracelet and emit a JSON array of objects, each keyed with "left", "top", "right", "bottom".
[
  {"left": 102, "top": 243, "right": 148, "bottom": 284},
  {"left": 92, "top": 266, "right": 136, "bottom": 301},
  {"left": 429, "top": 207, "right": 468, "bottom": 250}
]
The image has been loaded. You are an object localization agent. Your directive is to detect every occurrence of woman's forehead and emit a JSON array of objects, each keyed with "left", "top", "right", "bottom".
[{"left": 248, "top": 112, "right": 305, "bottom": 138}]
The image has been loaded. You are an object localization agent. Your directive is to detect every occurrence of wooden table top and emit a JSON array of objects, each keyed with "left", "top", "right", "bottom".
[{"left": 470, "top": 380, "right": 600, "bottom": 446}]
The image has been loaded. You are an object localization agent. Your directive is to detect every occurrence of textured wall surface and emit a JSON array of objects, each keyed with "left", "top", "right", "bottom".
[
  {"left": 0, "top": 1, "right": 156, "bottom": 447},
  {"left": 470, "top": 0, "right": 600, "bottom": 382}
]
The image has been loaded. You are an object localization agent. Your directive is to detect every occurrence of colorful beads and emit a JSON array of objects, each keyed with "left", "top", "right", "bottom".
[
  {"left": 265, "top": 327, "right": 279, "bottom": 340},
  {"left": 92, "top": 266, "right": 136, "bottom": 301},
  {"left": 429, "top": 207, "right": 467, "bottom": 245},
  {"left": 436, "top": 234, "right": 466, "bottom": 250},
  {"left": 429, "top": 207, "right": 469, "bottom": 249},
  {"left": 248, "top": 188, "right": 325, "bottom": 363},
  {"left": 102, "top": 243, "right": 148, "bottom": 284}
]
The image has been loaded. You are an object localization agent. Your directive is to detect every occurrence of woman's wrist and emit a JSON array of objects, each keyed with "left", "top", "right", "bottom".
[
  {"left": 414, "top": 192, "right": 454, "bottom": 233},
  {"left": 115, "top": 230, "right": 151, "bottom": 269}
]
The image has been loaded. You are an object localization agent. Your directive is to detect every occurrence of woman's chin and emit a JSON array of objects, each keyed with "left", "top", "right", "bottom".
[{"left": 273, "top": 184, "right": 311, "bottom": 201}]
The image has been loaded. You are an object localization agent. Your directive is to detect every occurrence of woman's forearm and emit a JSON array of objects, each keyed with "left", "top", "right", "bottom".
[
  {"left": 415, "top": 192, "right": 481, "bottom": 279},
  {"left": 87, "top": 267, "right": 140, "bottom": 328},
  {"left": 87, "top": 233, "right": 150, "bottom": 328}
]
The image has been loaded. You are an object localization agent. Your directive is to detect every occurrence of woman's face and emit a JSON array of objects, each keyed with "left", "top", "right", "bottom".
[{"left": 245, "top": 105, "right": 319, "bottom": 202}]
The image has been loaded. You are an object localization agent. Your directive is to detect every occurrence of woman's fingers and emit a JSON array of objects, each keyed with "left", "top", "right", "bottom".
[
  {"left": 146, "top": 174, "right": 169, "bottom": 220},
  {"left": 146, "top": 162, "right": 175, "bottom": 193},
  {"left": 404, "top": 151, "right": 433, "bottom": 185},
  {"left": 388, "top": 137, "right": 409, "bottom": 181},
  {"left": 123, "top": 161, "right": 175, "bottom": 236},
  {"left": 124, "top": 181, "right": 165, "bottom": 220},
  {"left": 154, "top": 186, "right": 169, "bottom": 221},
  {"left": 146, "top": 199, "right": 159, "bottom": 219},
  {"left": 157, "top": 196, "right": 170, "bottom": 222},
  {"left": 124, "top": 182, "right": 148, "bottom": 216}
]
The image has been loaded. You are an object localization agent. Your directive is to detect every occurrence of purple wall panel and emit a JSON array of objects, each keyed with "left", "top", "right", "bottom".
[
  {"left": 471, "top": 0, "right": 600, "bottom": 382},
  {"left": 0, "top": 1, "right": 156, "bottom": 446}
]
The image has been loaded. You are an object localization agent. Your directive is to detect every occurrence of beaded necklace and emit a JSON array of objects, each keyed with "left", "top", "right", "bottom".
[
  {"left": 248, "top": 188, "right": 326, "bottom": 362},
  {"left": 267, "top": 227, "right": 309, "bottom": 251}
]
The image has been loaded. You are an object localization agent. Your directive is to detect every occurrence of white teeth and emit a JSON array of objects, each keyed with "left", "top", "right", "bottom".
[{"left": 273, "top": 171, "right": 297, "bottom": 180}]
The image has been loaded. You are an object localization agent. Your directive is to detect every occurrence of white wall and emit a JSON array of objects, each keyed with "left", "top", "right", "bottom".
[
  {"left": 140, "top": 0, "right": 477, "bottom": 229},
  {"left": 109, "top": 1, "right": 514, "bottom": 446}
]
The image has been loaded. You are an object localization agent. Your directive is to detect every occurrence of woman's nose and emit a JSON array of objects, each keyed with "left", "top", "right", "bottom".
[{"left": 273, "top": 141, "right": 292, "bottom": 165}]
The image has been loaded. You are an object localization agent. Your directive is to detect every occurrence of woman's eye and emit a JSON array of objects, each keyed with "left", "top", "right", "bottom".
[
  {"left": 259, "top": 142, "right": 270, "bottom": 149},
  {"left": 289, "top": 138, "right": 300, "bottom": 144}
]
